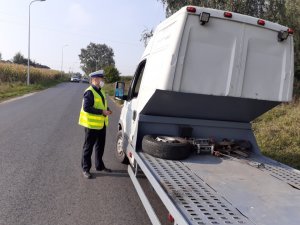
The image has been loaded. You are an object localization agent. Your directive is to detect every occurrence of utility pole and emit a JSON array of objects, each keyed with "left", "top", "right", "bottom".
[{"left": 27, "top": 0, "right": 46, "bottom": 85}]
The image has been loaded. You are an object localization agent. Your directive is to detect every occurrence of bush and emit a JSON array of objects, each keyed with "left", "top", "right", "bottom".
[
  {"left": 104, "top": 65, "right": 120, "bottom": 83},
  {"left": 120, "top": 76, "right": 133, "bottom": 82},
  {"left": 293, "top": 79, "right": 300, "bottom": 99},
  {"left": 295, "top": 66, "right": 300, "bottom": 80}
]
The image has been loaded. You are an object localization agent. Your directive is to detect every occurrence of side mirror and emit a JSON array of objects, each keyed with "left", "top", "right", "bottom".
[{"left": 114, "top": 81, "right": 127, "bottom": 100}]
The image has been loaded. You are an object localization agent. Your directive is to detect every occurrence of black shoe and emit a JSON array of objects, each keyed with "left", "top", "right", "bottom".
[{"left": 83, "top": 171, "right": 92, "bottom": 179}]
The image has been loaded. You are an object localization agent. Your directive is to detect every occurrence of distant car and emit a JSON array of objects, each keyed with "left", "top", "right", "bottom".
[
  {"left": 70, "top": 76, "right": 80, "bottom": 82},
  {"left": 81, "top": 77, "right": 89, "bottom": 83}
]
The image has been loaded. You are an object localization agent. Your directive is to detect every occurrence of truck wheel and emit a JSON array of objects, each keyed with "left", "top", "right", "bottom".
[
  {"left": 115, "top": 130, "right": 129, "bottom": 164},
  {"left": 142, "top": 135, "right": 192, "bottom": 160}
]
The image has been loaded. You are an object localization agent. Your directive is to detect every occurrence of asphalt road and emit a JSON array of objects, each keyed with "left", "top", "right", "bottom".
[{"left": 0, "top": 83, "right": 169, "bottom": 225}]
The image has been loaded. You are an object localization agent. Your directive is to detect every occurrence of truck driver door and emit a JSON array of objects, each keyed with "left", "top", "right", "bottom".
[{"left": 124, "top": 60, "right": 146, "bottom": 146}]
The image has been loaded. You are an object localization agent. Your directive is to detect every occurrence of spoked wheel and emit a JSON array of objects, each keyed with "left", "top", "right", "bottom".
[{"left": 115, "top": 130, "right": 129, "bottom": 164}]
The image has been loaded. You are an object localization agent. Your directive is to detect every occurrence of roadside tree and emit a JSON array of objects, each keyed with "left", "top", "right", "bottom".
[
  {"left": 79, "top": 43, "right": 115, "bottom": 75},
  {"left": 140, "top": 28, "right": 154, "bottom": 47},
  {"left": 285, "top": 0, "right": 300, "bottom": 67},
  {"left": 12, "top": 52, "right": 50, "bottom": 69},
  {"left": 13, "top": 52, "right": 27, "bottom": 65},
  {"left": 104, "top": 65, "right": 120, "bottom": 83}
]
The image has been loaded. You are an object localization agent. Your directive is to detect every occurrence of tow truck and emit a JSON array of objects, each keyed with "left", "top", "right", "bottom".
[{"left": 114, "top": 6, "right": 300, "bottom": 225}]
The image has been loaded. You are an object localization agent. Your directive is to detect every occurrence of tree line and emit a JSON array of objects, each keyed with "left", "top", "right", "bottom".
[
  {"left": 0, "top": 51, "right": 50, "bottom": 69},
  {"left": 1, "top": 42, "right": 121, "bottom": 83}
]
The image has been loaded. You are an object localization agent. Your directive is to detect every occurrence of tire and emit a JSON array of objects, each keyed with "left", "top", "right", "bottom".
[
  {"left": 115, "top": 130, "right": 129, "bottom": 164},
  {"left": 142, "top": 135, "right": 192, "bottom": 160}
]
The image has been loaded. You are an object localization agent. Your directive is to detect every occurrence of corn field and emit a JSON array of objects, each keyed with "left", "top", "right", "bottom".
[{"left": 0, "top": 62, "right": 66, "bottom": 84}]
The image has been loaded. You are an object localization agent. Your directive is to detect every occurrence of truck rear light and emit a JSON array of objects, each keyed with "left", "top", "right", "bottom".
[
  {"left": 168, "top": 213, "right": 174, "bottom": 222},
  {"left": 288, "top": 28, "right": 294, "bottom": 34},
  {"left": 200, "top": 12, "right": 210, "bottom": 25},
  {"left": 278, "top": 30, "right": 289, "bottom": 42},
  {"left": 224, "top": 12, "right": 232, "bottom": 18},
  {"left": 186, "top": 6, "right": 196, "bottom": 13},
  {"left": 257, "top": 19, "right": 265, "bottom": 26}
]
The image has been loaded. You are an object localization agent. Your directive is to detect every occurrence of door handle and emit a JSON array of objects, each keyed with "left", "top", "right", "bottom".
[{"left": 133, "top": 110, "right": 137, "bottom": 121}]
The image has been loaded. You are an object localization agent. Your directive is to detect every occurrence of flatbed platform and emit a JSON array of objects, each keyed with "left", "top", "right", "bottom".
[{"left": 133, "top": 152, "right": 300, "bottom": 225}]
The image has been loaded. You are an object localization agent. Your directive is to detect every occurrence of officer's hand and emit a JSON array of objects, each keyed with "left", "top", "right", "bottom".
[{"left": 103, "top": 110, "right": 112, "bottom": 116}]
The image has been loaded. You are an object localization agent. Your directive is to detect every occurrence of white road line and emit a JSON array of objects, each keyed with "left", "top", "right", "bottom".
[{"left": 0, "top": 92, "right": 37, "bottom": 105}]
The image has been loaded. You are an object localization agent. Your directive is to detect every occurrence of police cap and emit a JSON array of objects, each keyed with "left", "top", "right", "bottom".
[{"left": 89, "top": 70, "right": 104, "bottom": 78}]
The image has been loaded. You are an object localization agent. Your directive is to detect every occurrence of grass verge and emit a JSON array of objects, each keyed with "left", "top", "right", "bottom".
[
  {"left": 103, "top": 82, "right": 115, "bottom": 96},
  {"left": 253, "top": 99, "right": 300, "bottom": 169},
  {"left": 253, "top": 79, "right": 300, "bottom": 169},
  {"left": 0, "top": 61, "right": 69, "bottom": 102},
  {"left": 0, "top": 80, "right": 65, "bottom": 102}
]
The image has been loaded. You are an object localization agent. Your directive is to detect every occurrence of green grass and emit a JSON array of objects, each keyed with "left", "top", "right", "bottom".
[
  {"left": 253, "top": 79, "right": 300, "bottom": 169},
  {"left": 0, "top": 80, "right": 65, "bottom": 102},
  {"left": 253, "top": 99, "right": 300, "bottom": 169},
  {"left": 103, "top": 82, "right": 115, "bottom": 96},
  {"left": 0, "top": 62, "right": 69, "bottom": 102}
]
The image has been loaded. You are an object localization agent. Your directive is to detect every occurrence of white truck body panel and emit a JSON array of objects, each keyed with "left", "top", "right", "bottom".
[{"left": 137, "top": 7, "right": 293, "bottom": 117}]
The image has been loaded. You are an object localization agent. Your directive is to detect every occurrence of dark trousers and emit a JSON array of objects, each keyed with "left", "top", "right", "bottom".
[{"left": 81, "top": 127, "right": 106, "bottom": 172}]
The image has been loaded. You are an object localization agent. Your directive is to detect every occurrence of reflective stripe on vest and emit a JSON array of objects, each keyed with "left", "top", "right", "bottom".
[{"left": 78, "top": 86, "right": 108, "bottom": 129}]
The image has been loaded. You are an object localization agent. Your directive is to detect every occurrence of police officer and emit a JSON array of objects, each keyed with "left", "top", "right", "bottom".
[{"left": 78, "top": 70, "right": 112, "bottom": 179}]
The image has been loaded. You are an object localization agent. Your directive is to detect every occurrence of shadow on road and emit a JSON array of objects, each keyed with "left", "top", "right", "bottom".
[{"left": 91, "top": 169, "right": 130, "bottom": 178}]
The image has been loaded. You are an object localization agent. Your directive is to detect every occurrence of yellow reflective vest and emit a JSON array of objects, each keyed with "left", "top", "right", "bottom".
[{"left": 78, "top": 86, "right": 108, "bottom": 130}]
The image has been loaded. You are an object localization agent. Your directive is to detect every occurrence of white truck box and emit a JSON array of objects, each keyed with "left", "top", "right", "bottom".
[
  {"left": 140, "top": 7, "right": 294, "bottom": 102},
  {"left": 130, "top": 6, "right": 294, "bottom": 125}
]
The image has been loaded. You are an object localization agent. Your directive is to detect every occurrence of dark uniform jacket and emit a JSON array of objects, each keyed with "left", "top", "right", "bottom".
[{"left": 83, "top": 84, "right": 110, "bottom": 115}]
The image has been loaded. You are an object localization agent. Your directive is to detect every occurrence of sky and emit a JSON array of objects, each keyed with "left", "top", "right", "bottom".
[{"left": 0, "top": 0, "right": 166, "bottom": 75}]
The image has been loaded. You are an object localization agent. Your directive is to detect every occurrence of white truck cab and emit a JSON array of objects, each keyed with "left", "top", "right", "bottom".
[{"left": 115, "top": 6, "right": 299, "bottom": 225}]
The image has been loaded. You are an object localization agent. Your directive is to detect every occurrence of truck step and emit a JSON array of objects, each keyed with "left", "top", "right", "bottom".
[{"left": 140, "top": 153, "right": 255, "bottom": 225}]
